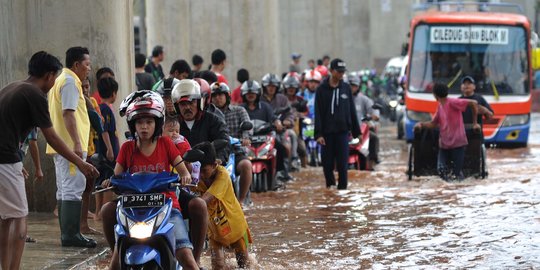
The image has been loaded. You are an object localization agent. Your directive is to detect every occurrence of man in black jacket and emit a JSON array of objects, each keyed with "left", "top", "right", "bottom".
[
  {"left": 315, "top": 59, "right": 360, "bottom": 189},
  {"left": 172, "top": 79, "right": 230, "bottom": 268}
]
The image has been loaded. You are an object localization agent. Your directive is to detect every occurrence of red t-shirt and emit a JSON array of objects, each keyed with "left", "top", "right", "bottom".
[
  {"left": 116, "top": 136, "right": 181, "bottom": 209},
  {"left": 172, "top": 135, "right": 191, "bottom": 157},
  {"left": 91, "top": 90, "right": 102, "bottom": 105},
  {"left": 231, "top": 85, "right": 242, "bottom": 105},
  {"left": 432, "top": 98, "right": 470, "bottom": 149},
  {"left": 216, "top": 73, "right": 229, "bottom": 85}
]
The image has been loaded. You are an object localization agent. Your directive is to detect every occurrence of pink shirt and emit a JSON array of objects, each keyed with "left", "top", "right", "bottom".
[{"left": 432, "top": 98, "right": 470, "bottom": 149}]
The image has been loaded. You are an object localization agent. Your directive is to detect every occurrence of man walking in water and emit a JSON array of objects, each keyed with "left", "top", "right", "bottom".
[{"left": 315, "top": 59, "right": 360, "bottom": 189}]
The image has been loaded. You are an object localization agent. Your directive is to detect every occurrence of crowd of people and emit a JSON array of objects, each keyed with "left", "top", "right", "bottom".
[{"left": 0, "top": 45, "right": 491, "bottom": 270}]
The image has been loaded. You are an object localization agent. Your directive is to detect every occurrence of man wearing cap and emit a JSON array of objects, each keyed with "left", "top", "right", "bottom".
[
  {"left": 289, "top": 53, "right": 302, "bottom": 73},
  {"left": 314, "top": 58, "right": 360, "bottom": 189},
  {"left": 459, "top": 76, "right": 493, "bottom": 128}
]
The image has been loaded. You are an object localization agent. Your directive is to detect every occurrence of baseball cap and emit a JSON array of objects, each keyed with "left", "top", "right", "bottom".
[
  {"left": 291, "top": 53, "right": 302, "bottom": 60},
  {"left": 330, "top": 58, "right": 347, "bottom": 72},
  {"left": 461, "top": 76, "right": 475, "bottom": 84}
]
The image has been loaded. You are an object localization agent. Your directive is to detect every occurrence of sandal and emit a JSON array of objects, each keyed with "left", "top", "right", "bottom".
[{"left": 25, "top": 236, "right": 36, "bottom": 243}]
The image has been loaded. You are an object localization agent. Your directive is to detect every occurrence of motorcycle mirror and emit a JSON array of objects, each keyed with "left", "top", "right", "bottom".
[
  {"left": 183, "top": 149, "right": 205, "bottom": 163},
  {"left": 275, "top": 106, "right": 291, "bottom": 115},
  {"left": 372, "top": 103, "right": 384, "bottom": 110},
  {"left": 212, "top": 139, "right": 229, "bottom": 150},
  {"left": 240, "top": 121, "right": 253, "bottom": 131}
]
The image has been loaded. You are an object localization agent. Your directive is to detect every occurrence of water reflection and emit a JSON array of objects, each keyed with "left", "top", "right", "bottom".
[{"left": 245, "top": 118, "right": 540, "bottom": 269}]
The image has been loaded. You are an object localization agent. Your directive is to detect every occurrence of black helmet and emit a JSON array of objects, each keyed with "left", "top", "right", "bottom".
[
  {"left": 210, "top": 82, "right": 231, "bottom": 95},
  {"left": 210, "top": 82, "right": 231, "bottom": 106}
]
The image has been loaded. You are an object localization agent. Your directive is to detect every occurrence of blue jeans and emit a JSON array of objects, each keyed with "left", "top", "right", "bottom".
[
  {"left": 169, "top": 208, "right": 193, "bottom": 250},
  {"left": 437, "top": 146, "right": 465, "bottom": 180}
]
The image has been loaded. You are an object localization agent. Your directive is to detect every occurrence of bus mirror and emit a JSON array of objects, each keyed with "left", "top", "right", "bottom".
[{"left": 532, "top": 48, "right": 540, "bottom": 70}]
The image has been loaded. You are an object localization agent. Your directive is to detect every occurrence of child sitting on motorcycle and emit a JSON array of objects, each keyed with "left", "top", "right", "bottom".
[
  {"left": 101, "top": 91, "right": 199, "bottom": 270},
  {"left": 190, "top": 141, "right": 252, "bottom": 269}
]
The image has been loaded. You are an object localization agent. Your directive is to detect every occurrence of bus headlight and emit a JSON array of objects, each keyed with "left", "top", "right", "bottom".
[
  {"left": 502, "top": 114, "right": 529, "bottom": 127},
  {"left": 407, "top": 110, "right": 432, "bottom": 122}
]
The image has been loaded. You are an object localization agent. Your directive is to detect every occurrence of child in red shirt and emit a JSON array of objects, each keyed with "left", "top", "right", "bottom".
[
  {"left": 163, "top": 117, "right": 191, "bottom": 156},
  {"left": 103, "top": 92, "right": 199, "bottom": 270},
  {"left": 414, "top": 83, "right": 479, "bottom": 180}
]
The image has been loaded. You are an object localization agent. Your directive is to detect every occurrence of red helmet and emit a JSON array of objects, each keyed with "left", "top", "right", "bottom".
[
  {"left": 315, "top": 65, "right": 328, "bottom": 78},
  {"left": 125, "top": 91, "right": 165, "bottom": 139},
  {"left": 305, "top": 69, "right": 322, "bottom": 82},
  {"left": 194, "top": 78, "right": 211, "bottom": 106},
  {"left": 125, "top": 92, "right": 165, "bottom": 122}
]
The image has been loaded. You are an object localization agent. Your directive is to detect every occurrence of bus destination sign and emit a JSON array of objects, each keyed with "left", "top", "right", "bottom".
[{"left": 430, "top": 26, "right": 508, "bottom": 45}]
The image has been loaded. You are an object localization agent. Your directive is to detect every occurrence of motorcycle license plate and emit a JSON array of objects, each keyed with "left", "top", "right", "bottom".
[
  {"left": 251, "top": 135, "right": 267, "bottom": 143},
  {"left": 121, "top": 193, "right": 165, "bottom": 208}
]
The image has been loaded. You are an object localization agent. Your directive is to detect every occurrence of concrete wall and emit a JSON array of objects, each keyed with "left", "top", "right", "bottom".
[
  {"left": 144, "top": 0, "right": 416, "bottom": 84},
  {"left": 0, "top": 0, "right": 135, "bottom": 211}
]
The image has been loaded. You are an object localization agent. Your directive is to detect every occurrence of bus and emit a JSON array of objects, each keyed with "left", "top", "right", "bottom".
[{"left": 403, "top": 2, "right": 540, "bottom": 146}]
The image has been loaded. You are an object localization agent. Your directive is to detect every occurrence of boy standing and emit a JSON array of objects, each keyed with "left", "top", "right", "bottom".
[
  {"left": 414, "top": 83, "right": 480, "bottom": 180},
  {"left": 191, "top": 142, "right": 252, "bottom": 269},
  {"left": 95, "top": 77, "right": 119, "bottom": 218}
]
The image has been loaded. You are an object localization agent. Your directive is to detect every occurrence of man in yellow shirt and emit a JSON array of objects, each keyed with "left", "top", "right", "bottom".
[
  {"left": 191, "top": 142, "right": 252, "bottom": 269},
  {"left": 46, "top": 47, "right": 96, "bottom": 248}
]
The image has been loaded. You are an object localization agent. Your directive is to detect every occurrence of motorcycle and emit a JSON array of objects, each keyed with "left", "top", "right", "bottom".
[
  {"left": 245, "top": 119, "right": 277, "bottom": 192},
  {"left": 96, "top": 150, "right": 203, "bottom": 269},
  {"left": 348, "top": 103, "right": 382, "bottom": 171},
  {"left": 302, "top": 117, "right": 321, "bottom": 167},
  {"left": 223, "top": 122, "right": 253, "bottom": 201},
  {"left": 348, "top": 119, "right": 371, "bottom": 170}
]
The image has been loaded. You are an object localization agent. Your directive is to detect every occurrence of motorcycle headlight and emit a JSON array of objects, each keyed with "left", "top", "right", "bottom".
[
  {"left": 246, "top": 147, "right": 256, "bottom": 159},
  {"left": 501, "top": 114, "right": 529, "bottom": 127},
  {"left": 407, "top": 110, "right": 432, "bottom": 122},
  {"left": 257, "top": 143, "right": 272, "bottom": 158},
  {"left": 389, "top": 100, "right": 398, "bottom": 108},
  {"left": 128, "top": 217, "right": 156, "bottom": 239},
  {"left": 303, "top": 118, "right": 312, "bottom": 125}
]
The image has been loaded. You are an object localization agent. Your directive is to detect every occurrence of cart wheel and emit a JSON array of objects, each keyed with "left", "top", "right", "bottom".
[
  {"left": 407, "top": 143, "right": 414, "bottom": 180},
  {"left": 480, "top": 144, "right": 487, "bottom": 179}
]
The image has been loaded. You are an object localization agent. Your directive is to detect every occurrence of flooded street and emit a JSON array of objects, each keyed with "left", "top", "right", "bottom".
[
  {"left": 94, "top": 115, "right": 540, "bottom": 269},
  {"left": 244, "top": 116, "right": 540, "bottom": 269}
]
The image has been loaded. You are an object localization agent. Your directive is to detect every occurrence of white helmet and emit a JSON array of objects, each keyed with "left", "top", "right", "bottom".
[
  {"left": 172, "top": 79, "right": 202, "bottom": 103},
  {"left": 172, "top": 79, "right": 203, "bottom": 110},
  {"left": 304, "top": 69, "right": 322, "bottom": 82}
]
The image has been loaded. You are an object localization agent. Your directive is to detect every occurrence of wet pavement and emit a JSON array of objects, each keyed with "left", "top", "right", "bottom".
[
  {"left": 24, "top": 115, "right": 540, "bottom": 269},
  {"left": 22, "top": 213, "right": 108, "bottom": 269}
]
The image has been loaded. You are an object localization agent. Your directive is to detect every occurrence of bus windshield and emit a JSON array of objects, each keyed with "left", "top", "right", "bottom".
[{"left": 409, "top": 24, "right": 528, "bottom": 95}]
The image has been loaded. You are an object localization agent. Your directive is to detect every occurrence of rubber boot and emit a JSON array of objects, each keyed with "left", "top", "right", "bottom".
[
  {"left": 57, "top": 200, "right": 62, "bottom": 228},
  {"left": 60, "top": 200, "right": 97, "bottom": 248}
]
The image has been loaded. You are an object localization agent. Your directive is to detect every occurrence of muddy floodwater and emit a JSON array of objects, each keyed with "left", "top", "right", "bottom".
[{"left": 94, "top": 115, "right": 540, "bottom": 269}]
